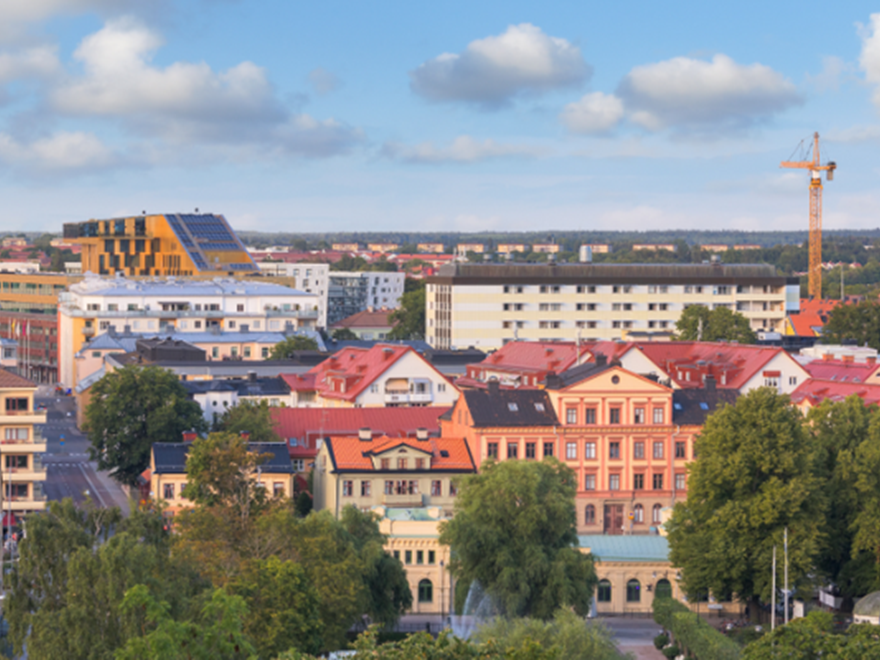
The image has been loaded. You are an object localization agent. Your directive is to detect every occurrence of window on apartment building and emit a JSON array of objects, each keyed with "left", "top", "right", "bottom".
[
  {"left": 566, "top": 408, "right": 577, "bottom": 424},
  {"left": 236, "top": 304, "right": 244, "bottom": 312},
  {"left": 428, "top": 550, "right": 436, "bottom": 564},
  {"left": 585, "top": 408, "right": 596, "bottom": 424},
  {"left": 585, "top": 442, "right": 596, "bottom": 459},
  {"left": 543, "top": 442, "right": 554, "bottom": 457},
  {"left": 228, "top": 321, "right": 236, "bottom": 329},
  {"left": 507, "top": 443, "right": 518, "bottom": 459},
  {"left": 431, "top": 480, "right": 442, "bottom": 496},
  {"left": 609, "top": 442, "right": 620, "bottom": 459},
  {"left": 609, "top": 474, "right": 620, "bottom": 490},
  {"left": 633, "top": 473, "right": 645, "bottom": 490},
  {"left": 292, "top": 459, "right": 304, "bottom": 471},
  {"left": 675, "top": 473, "right": 686, "bottom": 490},
  {"left": 380, "top": 458, "right": 390, "bottom": 470},
  {"left": 609, "top": 408, "right": 621, "bottom": 424},
  {"left": 360, "top": 481, "right": 371, "bottom": 497},
  {"left": 585, "top": 505, "right": 596, "bottom": 525},
  {"left": 396, "top": 458, "right": 407, "bottom": 470},
  {"left": 450, "top": 481, "right": 458, "bottom": 496},
  {"left": 4, "top": 429, "right": 27, "bottom": 441},
  {"left": 211, "top": 347, "right": 219, "bottom": 359},
  {"left": 634, "top": 407, "right": 645, "bottom": 424},
  {"left": 415, "top": 458, "right": 425, "bottom": 470},
  {"left": 525, "top": 443, "right": 536, "bottom": 459},
  {"left": 585, "top": 474, "right": 596, "bottom": 490},
  {"left": 418, "top": 579, "right": 433, "bottom": 603},
  {"left": 714, "top": 285, "right": 730, "bottom": 295},
  {"left": 653, "top": 442, "right": 664, "bottom": 459},
  {"left": 5, "top": 398, "right": 27, "bottom": 412},
  {"left": 764, "top": 376, "right": 780, "bottom": 388},
  {"left": 384, "top": 481, "right": 393, "bottom": 495},
  {"left": 566, "top": 442, "right": 577, "bottom": 460},
  {"left": 675, "top": 442, "right": 686, "bottom": 459},
  {"left": 653, "top": 408, "right": 665, "bottom": 424},
  {"left": 597, "top": 580, "right": 611, "bottom": 602},
  {"left": 405, "top": 550, "right": 412, "bottom": 564},
  {"left": 633, "top": 503, "right": 644, "bottom": 523},
  {"left": 416, "top": 550, "right": 424, "bottom": 565},
  {"left": 273, "top": 482, "right": 284, "bottom": 498},
  {"left": 653, "top": 474, "right": 664, "bottom": 490},
  {"left": 487, "top": 443, "right": 498, "bottom": 459},
  {"left": 163, "top": 484, "right": 174, "bottom": 500},
  {"left": 653, "top": 504, "right": 663, "bottom": 523},
  {"left": 4, "top": 456, "right": 25, "bottom": 471},
  {"left": 789, "top": 376, "right": 797, "bottom": 386},
  {"left": 395, "top": 481, "right": 407, "bottom": 495},
  {"left": 342, "top": 480, "right": 353, "bottom": 496}
]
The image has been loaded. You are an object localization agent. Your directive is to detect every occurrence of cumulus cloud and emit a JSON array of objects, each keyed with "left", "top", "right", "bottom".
[
  {"left": 617, "top": 54, "right": 801, "bottom": 132},
  {"left": 50, "top": 18, "right": 361, "bottom": 158},
  {"left": 859, "top": 14, "right": 880, "bottom": 110},
  {"left": 409, "top": 23, "right": 590, "bottom": 108},
  {"left": 0, "top": 131, "right": 117, "bottom": 174},
  {"left": 308, "top": 67, "right": 341, "bottom": 95},
  {"left": 0, "top": 46, "right": 61, "bottom": 84},
  {"left": 560, "top": 92, "right": 624, "bottom": 134},
  {"left": 382, "top": 135, "right": 544, "bottom": 164}
]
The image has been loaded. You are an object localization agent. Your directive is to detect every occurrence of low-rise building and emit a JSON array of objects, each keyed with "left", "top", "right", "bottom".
[
  {"left": 332, "top": 243, "right": 360, "bottom": 252},
  {"left": 184, "top": 375, "right": 289, "bottom": 426},
  {"left": 330, "top": 307, "right": 395, "bottom": 340},
  {"left": 327, "top": 271, "right": 405, "bottom": 326},
  {"left": 418, "top": 243, "right": 446, "bottom": 254},
  {"left": 256, "top": 261, "right": 330, "bottom": 328},
  {"left": 790, "top": 379, "right": 880, "bottom": 413},
  {"left": 801, "top": 356, "right": 880, "bottom": 384},
  {"left": 0, "top": 369, "right": 48, "bottom": 516},
  {"left": 532, "top": 243, "right": 560, "bottom": 254},
  {"left": 455, "top": 243, "right": 485, "bottom": 255},
  {"left": 734, "top": 244, "right": 762, "bottom": 251},
  {"left": 457, "top": 340, "right": 592, "bottom": 389},
  {"left": 581, "top": 243, "right": 611, "bottom": 254},
  {"left": 367, "top": 243, "right": 399, "bottom": 254},
  {"left": 699, "top": 244, "right": 730, "bottom": 253},
  {"left": 496, "top": 244, "right": 526, "bottom": 255},
  {"left": 632, "top": 244, "right": 677, "bottom": 252}
]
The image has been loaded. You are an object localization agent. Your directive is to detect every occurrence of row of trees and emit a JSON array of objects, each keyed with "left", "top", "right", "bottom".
[{"left": 669, "top": 389, "right": 880, "bottom": 614}]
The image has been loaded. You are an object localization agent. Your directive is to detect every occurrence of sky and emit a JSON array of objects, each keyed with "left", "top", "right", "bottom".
[{"left": 2, "top": 1, "right": 880, "bottom": 235}]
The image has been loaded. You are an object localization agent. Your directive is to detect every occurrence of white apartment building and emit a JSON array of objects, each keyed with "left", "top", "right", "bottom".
[
  {"left": 426, "top": 263, "right": 800, "bottom": 350},
  {"left": 327, "top": 271, "right": 405, "bottom": 326},
  {"left": 58, "top": 275, "right": 319, "bottom": 387},
  {"left": 258, "top": 261, "right": 330, "bottom": 327}
]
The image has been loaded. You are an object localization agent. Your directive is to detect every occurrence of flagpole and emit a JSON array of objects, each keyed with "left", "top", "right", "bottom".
[{"left": 771, "top": 545, "right": 777, "bottom": 632}]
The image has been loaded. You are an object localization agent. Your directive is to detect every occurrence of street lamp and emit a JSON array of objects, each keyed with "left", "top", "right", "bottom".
[{"left": 440, "top": 559, "right": 445, "bottom": 629}]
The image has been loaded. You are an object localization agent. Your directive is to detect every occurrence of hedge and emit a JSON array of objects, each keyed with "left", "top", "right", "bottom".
[{"left": 653, "top": 597, "right": 741, "bottom": 660}]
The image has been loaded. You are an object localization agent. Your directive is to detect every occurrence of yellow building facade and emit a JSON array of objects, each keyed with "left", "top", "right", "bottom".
[{"left": 0, "top": 370, "right": 48, "bottom": 515}]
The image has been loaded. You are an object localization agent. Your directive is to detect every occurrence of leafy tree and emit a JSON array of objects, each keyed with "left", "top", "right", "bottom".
[
  {"left": 270, "top": 335, "right": 319, "bottom": 359},
  {"left": 369, "top": 256, "right": 398, "bottom": 272},
  {"left": 439, "top": 459, "right": 597, "bottom": 619},
  {"left": 823, "top": 300, "right": 880, "bottom": 350},
  {"left": 387, "top": 280, "right": 425, "bottom": 340},
  {"left": 740, "top": 611, "right": 880, "bottom": 659},
  {"left": 295, "top": 491, "right": 313, "bottom": 517},
  {"left": 214, "top": 399, "right": 282, "bottom": 443},
  {"left": 84, "top": 365, "right": 207, "bottom": 486},
  {"left": 675, "top": 305, "right": 757, "bottom": 344},
  {"left": 667, "top": 388, "right": 824, "bottom": 616},
  {"left": 49, "top": 250, "right": 65, "bottom": 272},
  {"left": 849, "top": 413, "right": 880, "bottom": 586},
  {"left": 331, "top": 327, "right": 359, "bottom": 340},
  {"left": 0, "top": 249, "right": 10, "bottom": 259},
  {"left": 341, "top": 506, "right": 412, "bottom": 628},
  {"left": 331, "top": 254, "right": 369, "bottom": 271}
]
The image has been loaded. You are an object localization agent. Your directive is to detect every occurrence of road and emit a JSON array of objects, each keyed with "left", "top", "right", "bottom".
[
  {"left": 35, "top": 389, "right": 130, "bottom": 514},
  {"left": 599, "top": 618, "right": 665, "bottom": 660}
]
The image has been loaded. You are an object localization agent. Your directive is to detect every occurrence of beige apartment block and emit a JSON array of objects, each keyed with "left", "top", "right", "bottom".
[
  {"left": 456, "top": 243, "right": 485, "bottom": 254},
  {"left": 332, "top": 243, "right": 360, "bottom": 251},
  {"left": 734, "top": 244, "right": 762, "bottom": 251},
  {"left": 418, "top": 243, "right": 446, "bottom": 254},
  {"left": 497, "top": 244, "right": 526, "bottom": 254},
  {"left": 699, "top": 244, "right": 730, "bottom": 253},
  {"left": 632, "top": 244, "right": 677, "bottom": 252},
  {"left": 0, "top": 370, "right": 47, "bottom": 515},
  {"left": 532, "top": 244, "right": 560, "bottom": 254},
  {"left": 582, "top": 244, "right": 610, "bottom": 254},
  {"left": 368, "top": 243, "right": 399, "bottom": 253},
  {"left": 425, "top": 263, "right": 799, "bottom": 350}
]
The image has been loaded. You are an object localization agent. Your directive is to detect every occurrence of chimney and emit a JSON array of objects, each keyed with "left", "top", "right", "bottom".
[
  {"left": 704, "top": 374, "right": 716, "bottom": 391},
  {"left": 843, "top": 355, "right": 855, "bottom": 364},
  {"left": 416, "top": 428, "right": 429, "bottom": 441},
  {"left": 544, "top": 371, "right": 562, "bottom": 389},
  {"left": 358, "top": 427, "right": 372, "bottom": 441},
  {"left": 487, "top": 378, "right": 500, "bottom": 396},
  {"left": 868, "top": 356, "right": 877, "bottom": 365},
  {"left": 823, "top": 353, "right": 834, "bottom": 361},
  {"left": 595, "top": 353, "right": 607, "bottom": 367},
  {"left": 182, "top": 430, "right": 197, "bottom": 442},
  {"left": 248, "top": 370, "right": 257, "bottom": 382},
  {"left": 240, "top": 431, "right": 251, "bottom": 442}
]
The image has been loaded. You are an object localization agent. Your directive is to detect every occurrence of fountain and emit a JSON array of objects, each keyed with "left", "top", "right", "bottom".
[{"left": 450, "top": 581, "right": 498, "bottom": 639}]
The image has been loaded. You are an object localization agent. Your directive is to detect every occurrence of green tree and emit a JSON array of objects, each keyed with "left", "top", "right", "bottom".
[
  {"left": 84, "top": 365, "right": 207, "bottom": 486},
  {"left": 675, "top": 305, "right": 757, "bottom": 343},
  {"left": 214, "top": 399, "right": 282, "bottom": 443},
  {"left": 341, "top": 506, "right": 412, "bottom": 628},
  {"left": 49, "top": 250, "right": 65, "bottom": 271},
  {"left": 369, "top": 256, "right": 398, "bottom": 272},
  {"left": 667, "top": 388, "right": 824, "bottom": 615},
  {"left": 739, "top": 611, "right": 880, "bottom": 660},
  {"left": 823, "top": 300, "right": 880, "bottom": 350},
  {"left": 270, "top": 335, "right": 319, "bottom": 359},
  {"left": 331, "top": 327, "right": 359, "bottom": 341},
  {"left": 331, "top": 254, "right": 369, "bottom": 271},
  {"left": 849, "top": 413, "right": 880, "bottom": 588},
  {"left": 439, "top": 459, "right": 597, "bottom": 619},
  {"left": 387, "top": 280, "right": 425, "bottom": 340}
]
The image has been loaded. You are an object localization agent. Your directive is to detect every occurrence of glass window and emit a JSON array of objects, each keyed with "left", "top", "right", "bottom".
[
  {"left": 633, "top": 504, "right": 644, "bottom": 523},
  {"left": 634, "top": 442, "right": 645, "bottom": 459},
  {"left": 361, "top": 481, "right": 371, "bottom": 497},
  {"left": 675, "top": 473, "right": 686, "bottom": 490},
  {"left": 428, "top": 550, "right": 436, "bottom": 564},
  {"left": 609, "top": 474, "right": 620, "bottom": 490},
  {"left": 163, "top": 484, "right": 174, "bottom": 499},
  {"left": 634, "top": 407, "right": 645, "bottom": 424},
  {"left": 585, "top": 474, "right": 596, "bottom": 490},
  {"left": 627, "top": 579, "right": 641, "bottom": 603},
  {"left": 609, "top": 408, "right": 621, "bottom": 424},
  {"left": 656, "top": 579, "right": 673, "bottom": 599},
  {"left": 585, "top": 408, "right": 597, "bottom": 424},
  {"left": 653, "top": 474, "right": 664, "bottom": 490},
  {"left": 653, "top": 504, "right": 663, "bottom": 523},
  {"left": 585, "top": 504, "right": 596, "bottom": 524},
  {"left": 417, "top": 550, "right": 424, "bottom": 565},
  {"left": 342, "top": 480, "right": 353, "bottom": 496},
  {"left": 398, "top": 458, "right": 407, "bottom": 470},
  {"left": 675, "top": 442, "right": 686, "bottom": 459},
  {"left": 380, "top": 458, "right": 390, "bottom": 470},
  {"left": 405, "top": 550, "right": 412, "bottom": 564},
  {"left": 597, "top": 580, "right": 612, "bottom": 603},
  {"left": 609, "top": 442, "right": 620, "bottom": 459},
  {"left": 384, "top": 480, "right": 394, "bottom": 495},
  {"left": 487, "top": 443, "right": 498, "bottom": 459},
  {"left": 566, "top": 442, "right": 577, "bottom": 460},
  {"left": 525, "top": 443, "right": 536, "bottom": 459},
  {"left": 418, "top": 579, "right": 433, "bottom": 603},
  {"left": 431, "top": 480, "right": 441, "bottom": 496},
  {"left": 633, "top": 473, "right": 644, "bottom": 490},
  {"left": 653, "top": 408, "right": 665, "bottom": 424},
  {"left": 543, "top": 442, "right": 554, "bottom": 457},
  {"left": 653, "top": 442, "right": 664, "bottom": 459},
  {"left": 566, "top": 408, "right": 577, "bottom": 424},
  {"left": 585, "top": 442, "right": 596, "bottom": 459},
  {"left": 507, "top": 443, "right": 518, "bottom": 459}
]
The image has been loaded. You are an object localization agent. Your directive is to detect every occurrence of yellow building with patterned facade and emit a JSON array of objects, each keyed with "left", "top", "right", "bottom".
[{"left": 0, "top": 369, "right": 47, "bottom": 516}]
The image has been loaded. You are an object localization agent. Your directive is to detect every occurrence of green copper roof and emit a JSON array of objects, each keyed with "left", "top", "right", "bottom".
[{"left": 578, "top": 535, "right": 670, "bottom": 562}]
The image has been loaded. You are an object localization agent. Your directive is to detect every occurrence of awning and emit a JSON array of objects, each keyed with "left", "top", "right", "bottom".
[{"left": 2, "top": 513, "right": 17, "bottom": 527}]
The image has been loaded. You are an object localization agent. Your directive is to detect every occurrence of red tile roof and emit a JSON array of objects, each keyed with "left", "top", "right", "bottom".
[
  {"left": 788, "top": 298, "right": 850, "bottom": 337},
  {"left": 0, "top": 368, "right": 36, "bottom": 389},
  {"left": 791, "top": 378, "right": 880, "bottom": 407},
  {"left": 325, "top": 435, "right": 475, "bottom": 471},
  {"left": 331, "top": 308, "right": 395, "bottom": 330},
  {"left": 280, "top": 373, "right": 317, "bottom": 391},
  {"left": 803, "top": 359, "right": 880, "bottom": 383},
  {"left": 270, "top": 406, "right": 451, "bottom": 457}
]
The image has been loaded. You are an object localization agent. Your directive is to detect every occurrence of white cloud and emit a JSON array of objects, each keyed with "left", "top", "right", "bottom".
[
  {"left": 859, "top": 14, "right": 880, "bottom": 110},
  {"left": 806, "top": 55, "right": 850, "bottom": 92},
  {"left": 409, "top": 23, "right": 590, "bottom": 108},
  {"left": 0, "top": 0, "right": 126, "bottom": 23},
  {"left": 308, "top": 67, "right": 340, "bottom": 95},
  {"left": 0, "top": 131, "right": 117, "bottom": 173},
  {"left": 827, "top": 124, "right": 880, "bottom": 143},
  {"left": 560, "top": 92, "right": 624, "bottom": 135},
  {"left": 382, "top": 135, "right": 544, "bottom": 164},
  {"left": 50, "top": 18, "right": 361, "bottom": 158},
  {"left": 0, "top": 45, "right": 61, "bottom": 84},
  {"left": 617, "top": 54, "right": 801, "bottom": 132}
]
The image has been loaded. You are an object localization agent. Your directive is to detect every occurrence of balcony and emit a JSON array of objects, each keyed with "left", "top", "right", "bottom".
[
  {"left": 0, "top": 411, "right": 47, "bottom": 427},
  {"left": 384, "top": 393, "right": 434, "bottom": 405},
  {"left": 65, "top": 307, "right": 320, "bottom": 320},
  {"left": 382, "top": 492, "right": 425, "bottom": 507}
]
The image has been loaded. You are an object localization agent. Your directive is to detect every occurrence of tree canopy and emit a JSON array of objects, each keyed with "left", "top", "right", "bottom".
[
  {"left": 387, "top": 280, "right": 425, "bottom": 340},
  {"left": 675, "top": 304, "right": 757, "bottom": 344},
  {"left": 270, "top": 334, "right": 319, "bottom": 359},
  {"left": 331, "top": 327, "right": 359, "bottom": 340},
  {"left": 213, "top": 399, "right": 282, "bottom": 444},
  {"left": 439, "top": 458, "right": 596, "bottom": 619},
  {"left": 83, "top": 365, "right": 207, "bottom": 486},
  {"left": 667, "top": 388, "right": 824, "bottom": 609},
  {"left": 822, "top": 300, "right": 880, "bottom": 350}
]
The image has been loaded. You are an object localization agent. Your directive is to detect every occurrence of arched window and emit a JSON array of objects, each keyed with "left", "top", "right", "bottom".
[
  {"left": 655, "top": 579, "right": 673, "bottom": 600},
  {"left": 597, "top": 579, "right": 612, "bottom": 602},
  {"left": 418, "top": 579, "right": 433, "bottom": 603},
  {"left": 633, "top": 504, "right": 644, "bottom": 523},
  {"left": 652, "top": 504, "right": 663, "bottom": 523},
  {"left": 626, "top": 579, "right": 641, "bottom": 603},
  {"left": 585, "top": 504, "right": 596, "bottom": 525}
]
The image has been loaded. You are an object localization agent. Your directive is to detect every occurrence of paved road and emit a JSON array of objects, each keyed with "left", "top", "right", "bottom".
[
  {"left": 599, "top": 618, "right": 665, "bottom": 660},
  {"left": 35, "top": 392, "right": 130, "bottom": 514}
]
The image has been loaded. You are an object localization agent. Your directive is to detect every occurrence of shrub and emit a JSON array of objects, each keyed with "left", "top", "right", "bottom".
[
  {"left": 662, "top": 644, "right": 681, "bottom": 659},
  {"left": 654, "top": 632, "right": 670, "bottom": 649}
]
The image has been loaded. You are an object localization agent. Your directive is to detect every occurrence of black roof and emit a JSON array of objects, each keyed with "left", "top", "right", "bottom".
[
  {"left": 152, "top": 441, "right": 294, "bottom": 474},
  {"left": 183, "top": 376, "right": 289, "bottom": 397},
  {"left": 545, "top": 361, "right": 613, "bottom": 389},
  {"left": 462, "top": 387, "right": 559, "bottom": 427},
  {"left": 672, "top": 387, "right": 739, "bottom": 426}
]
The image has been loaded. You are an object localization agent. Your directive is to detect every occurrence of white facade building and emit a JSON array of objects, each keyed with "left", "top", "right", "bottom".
[
  {"left": 327, "top": 271, "right": 405, "bottom": 326},
  {"left": 257, "top": 262, "right": 331, "bottom": 328}
]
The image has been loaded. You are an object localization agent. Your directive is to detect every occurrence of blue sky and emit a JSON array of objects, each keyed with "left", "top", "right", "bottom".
[{"left": 2, "top": 0, "right": 880, "bottom": 235}]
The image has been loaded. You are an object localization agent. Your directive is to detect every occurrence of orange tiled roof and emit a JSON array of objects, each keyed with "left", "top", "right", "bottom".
[
  {"left": 325, "top": 435, "right": 475, "bottom": 471},
  {"left": 788, "top": 298, "right": 848, "bottom": 337},
  {"left": 280, "top": 373, "right": 317, "bottom": 391},
  {"left": 478, "top": 341, "right": 592, "bottom": 374},
  {"left": 0, "top": 369, "right": 36, "bottom": 389},
  {"left": 331, "top": 308, "right": 395, "bottom": 330},
  {"left": 791, "top": 378, "right": 880, "bottom": 407}
]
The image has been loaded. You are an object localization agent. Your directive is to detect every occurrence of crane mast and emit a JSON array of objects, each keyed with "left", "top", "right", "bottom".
[{"left": 780, "top": 133, "right": 836, "bottom": 299}]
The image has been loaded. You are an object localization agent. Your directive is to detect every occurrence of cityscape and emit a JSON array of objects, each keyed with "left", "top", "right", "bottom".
[{"left": 2, "top": 2, "right": 880, "bottom": 659}]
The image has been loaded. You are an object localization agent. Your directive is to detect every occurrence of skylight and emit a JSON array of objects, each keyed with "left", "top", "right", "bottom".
[
  {"left": 673, "top": 402, "right": 683, "bottom": 411},
  {"left": 699, "top": 402, "right": 709, "bottom": 410},
  {"left": 534, "top": 403, "right": 545, "bottom": 411},
  {"left": 508, "top": 402, "right": 519, "bottom": 411}
]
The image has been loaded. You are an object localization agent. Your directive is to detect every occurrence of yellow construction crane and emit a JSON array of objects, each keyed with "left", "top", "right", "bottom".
[{"left": 780, "top": 133, "right": 836, "bottom": 299}]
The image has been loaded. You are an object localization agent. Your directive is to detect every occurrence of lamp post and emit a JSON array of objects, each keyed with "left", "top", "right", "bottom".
[{"left": 440, "top": 559, "right": 445, "bottom": 630}]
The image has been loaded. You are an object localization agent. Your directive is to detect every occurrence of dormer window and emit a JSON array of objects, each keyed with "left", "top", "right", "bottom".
[
  {"left": 398, "top": 458, "right": 407, "bottom": 470},
  {"left": 415, "top": 458, "right": 425, "bottom": 470},
  {"left": 381, "top": 458, "right": 390, "bottom": 470}
]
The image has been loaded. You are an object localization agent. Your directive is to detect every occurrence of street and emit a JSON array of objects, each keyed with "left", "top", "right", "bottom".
[
  {"left": 35, "top": 389, "right": 130, "bottom": 514},
  {"left": 599, "top": 618, "right": 665, "bottom": 660}
]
